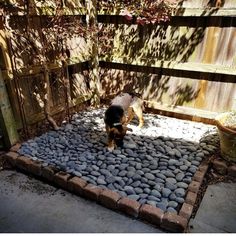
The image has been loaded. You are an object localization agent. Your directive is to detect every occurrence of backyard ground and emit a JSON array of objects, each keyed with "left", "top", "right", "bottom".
[
  {"left": 0, "top": 108, "right": 235, "bottom": 233},
  {"left": 0, "top": 168, "right": 235, "bottom": 233}
]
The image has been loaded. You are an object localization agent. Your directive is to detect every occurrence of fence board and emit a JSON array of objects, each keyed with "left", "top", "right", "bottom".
[{"left": 98, "top": 4, "right": 236, "bottom": 120}]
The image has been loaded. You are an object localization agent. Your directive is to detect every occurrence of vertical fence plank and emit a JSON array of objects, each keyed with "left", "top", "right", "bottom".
[
  {"left": 86, "top": 0, "right": 100, "bottom": 107},
  {"left": 0, "top": 68, "right": 19, "bottom": 148}
]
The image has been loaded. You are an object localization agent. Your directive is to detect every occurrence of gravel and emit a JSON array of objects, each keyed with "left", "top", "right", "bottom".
[{"left": 18, "top": 108, "right": 219, "bottom": 213}]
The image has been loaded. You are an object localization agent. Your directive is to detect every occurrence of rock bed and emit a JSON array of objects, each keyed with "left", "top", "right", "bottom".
[{"left": 18, "top": 108, "right": 219, "bottom": 213}]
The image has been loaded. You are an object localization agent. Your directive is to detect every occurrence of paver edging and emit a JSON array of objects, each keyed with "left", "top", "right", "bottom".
[
  {"left": 3, "top": 147, "right": 214, "bottom": 233},
  {"left": 98, "top": 189, "right": 122, "bottom": 210},
  {"left": 68, "top": 176, "right": 88, "bottom": 196},
  {"left": 53, "top": 171, "right": 72, "bottom": 189},
  {"left": 117, "top": 197, "right": 141, "bottom": 218}
]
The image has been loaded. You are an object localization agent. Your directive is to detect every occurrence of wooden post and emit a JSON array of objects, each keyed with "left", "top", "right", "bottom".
[
  {"left": 86, "top": 0, "right": 101, "bottom": 107},
  {"left": 0, "top": 68, "right": 19, "bottom": 148}
]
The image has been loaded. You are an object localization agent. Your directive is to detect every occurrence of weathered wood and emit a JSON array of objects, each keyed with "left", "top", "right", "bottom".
[
  {"left": 86, "top": 0, "right": 101, "bottom": 107},
  {"left": 0, "top": 69, "right": 19, "bottom": 148}
]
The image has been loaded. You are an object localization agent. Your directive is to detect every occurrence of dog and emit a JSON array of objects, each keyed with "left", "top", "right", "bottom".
[{"left": 104, "top": 92, "right": 144, "bottom": 151}]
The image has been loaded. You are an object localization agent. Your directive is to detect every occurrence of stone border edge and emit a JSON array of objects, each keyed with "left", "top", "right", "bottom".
[{"left": 4, "top": 144, "right": 222, "bottom": 233}]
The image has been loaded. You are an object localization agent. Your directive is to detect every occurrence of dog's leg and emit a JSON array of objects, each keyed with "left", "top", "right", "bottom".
[
  {"left": 106, "top": 126, "right": 116, "bottom": 151},
  {"left": 126, "top": 107, "right": 135, "bottom": 124},
  {"left": 107, "top": 137, "right": 116, "bottom": 152},
  {"left": 133, "top": 106, "right": 144, "bottom": 128}
]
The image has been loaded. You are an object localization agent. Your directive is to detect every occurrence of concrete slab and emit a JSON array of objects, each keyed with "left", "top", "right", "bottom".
[
  {"left": 189, "top": 182, "right": 236, "bottom": 233},
  {"left": 0, "top": 170, "right": 162, "bottom": 233}
]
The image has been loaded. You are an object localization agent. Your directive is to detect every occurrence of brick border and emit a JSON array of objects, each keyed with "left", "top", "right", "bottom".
[{"left": 4, "top": 147, "right": 224, "bottom": 233}]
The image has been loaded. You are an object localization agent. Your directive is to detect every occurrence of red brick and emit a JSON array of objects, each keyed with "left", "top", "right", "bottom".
[
  {"left": 16, "top": 155, "right": 32, "bottom": 171},
  {"left": 193, "top": 170, "right": 205, "bottom": 183},
  {"left": 42, "top": 165, "right": 59, "bottom": 181},
  {"left": 118, "top": 197, "right": 141, "bottom": 218},
  {"left": 139, "top": 204, "right": 164, "bottom": 226},
  {"left": 10, "top": 143, "right": 21, "bottom": 152},
  {"left": 68, "top": 177, "right": 87, "bottom": 196},
  {"left": 179, "top": 203, "right": 194, "bottom": 220},
  {"left": 98, "top": 189, "right": 121, "bottom": 210},
  {"left": 161, "top": 212, "right": 188, "bottom": 232},
  {"left": 212, "top": 159, "right": 227, "bottom": 175},
  {"left": 185, "top": 191, "right": 198, "bottom": 206},
  {"left": 28, "top": 160, "right": 42, "bottom": 176},
  {"left": 54, "top": 171, "right": 71, "bottom": 189},
  {"left": 188, "top": 181, "right": 201, "bottom": 193},
  {"left": 228, "top": 165, "right": 236, "bottom": 178},
  {"left": 4, "top": 151, "right": 19, "bottom": 166},
  {"left": 83, "top": 184, "right": 103, "bottom": 201}
]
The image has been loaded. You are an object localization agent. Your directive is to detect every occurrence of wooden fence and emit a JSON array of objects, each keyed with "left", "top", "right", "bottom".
[{"left": 98, "top": 0, "right": 236, "bottom": 122}]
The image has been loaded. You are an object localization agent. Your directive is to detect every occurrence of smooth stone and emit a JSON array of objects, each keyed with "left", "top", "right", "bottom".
[
  {"left": 162, "top": 188, "right": 172, "bottom": 198},
  {"left": 168, "top": 201, "right": 178, "bottom": 208},
  {"left": 127, "top": 166, "right": 136, "bottom": 172},
  {"left": 144, "top": 173, "right": 155, "bottom": 180},
  {"left": 176, "top": 182, "right": 188, "bottom": 189},
  {"left": 118, "top": 164, "right": 129, "bottom": 170},
  {"left": 155, "top": 173, "right": 166, "bottom": 180},
  {"left": 111, "top": 169, "right": 119, "bottom": 176},
  {"left": 91, "top": 171, "right": 100, "bottom": 176},
  {"left": 106, "top": 175, "right": 116, "bottom": 184},
  {"left": 73, "top": 171, "right": 82, "bottom": 177},
  {"left": 147, "top": 196, "right": 160, "bottom": 202},
  {"left": 176, "top": 197, "right": 185, "bottom": 204},
  {"left": 118, "top": 170, "right": 127, "bottom": 177},
  {"left": 153, "top": 184, "right": 163, "bottom": 191},
  {"left": 156, "top": 202, "right": 167, "bottom": 211},
  {"left": 124, "top": 186, "right": 135, "bottom": 195},
  {"left": 146, "top": 201, "right": 157, "bottom": 207},
  {"left": 128, "top": 194, "right": 140, "bottom": 201},
  {"left": 134, "top": 187, "right": 143, "bottom": 194},
  {"left": 136, "top": 170, "right": 144, "bottom": 176},
  {"left": 176, "top": 172, "right": 185, "bottom": 181},
  {"left": 189, "top": 167, "right": 197, "bottom": 173},
  {"left": 174, "top": 149, "right": 182, "bottom": 158},
  {"left": 132, "top": 174, "right": 142, "bottom": 181},
  {"left": 97, "top": 178, "right": 107, "bottom": 185},
  {"left": 180, "top": 165, "right": 188, "bottom": 171},
  {"left": 124, "top": 143, "right": 137, "bottom": 149},
  {"left": 168, "top": 159, "right": 178, "bottom": 166},
  {"left": 140, "top": 193, "right": 148, "bottom": 199},
  {"left": 100, "top": 169, "right": 111, "bottom": 176},
  {"left": 169, "top": 193, "right": 177, "bottom": 201},
  {"left": 174, "top": 188, "right": 186, "bottom": 197},
  {"left": 166, "top": 178, "right": 177, "bottom": 185},
  {"left": 142, "top": 168, "right": 151, "bottom": 173},
  {"left": 125, "top": 149, "right": 134, "bottom": 155},
  {"left": 183, "top": 177, "right": 192, "bottom": 184},
  {"left": 92, "top": 165, "right": 99, "bottom": 171},
  {"left": 155, "top": 178, "right": 165, "bottom": 184},
  {"left": 126, "top": 171, "right": 135, "bottom": 178},
  {"left": 150, "top": 189, "right": 161, "bottom": 198},
  {"left": 163, "top": 170, "right": 175, "bottom": 178},
  {"left": 131, "top": 180, "right": 141, "bottom": 188},
  {"left": 113, "top": 149, "right": 122, "bottom": 155},
  {"left": 136, "top": 163, "right": 142, "bottom": 169},
  {"left": 98, "top": 155, "right": 106, "bottom": 160},
  {"left": 167, "top": 207, "right": 178, "bottom": 214},
  {"left": 144, "top": 188, "right": 151, "bottom": 194}
]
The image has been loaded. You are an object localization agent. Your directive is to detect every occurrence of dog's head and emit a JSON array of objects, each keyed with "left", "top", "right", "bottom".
[{"left": 108, "top": 125, "right": 132, "bottom": 147}]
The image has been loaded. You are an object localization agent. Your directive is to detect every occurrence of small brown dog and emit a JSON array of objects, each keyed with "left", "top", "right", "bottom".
[{"left": 104, "top": 92, "right": 144, "bottom": 151}]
